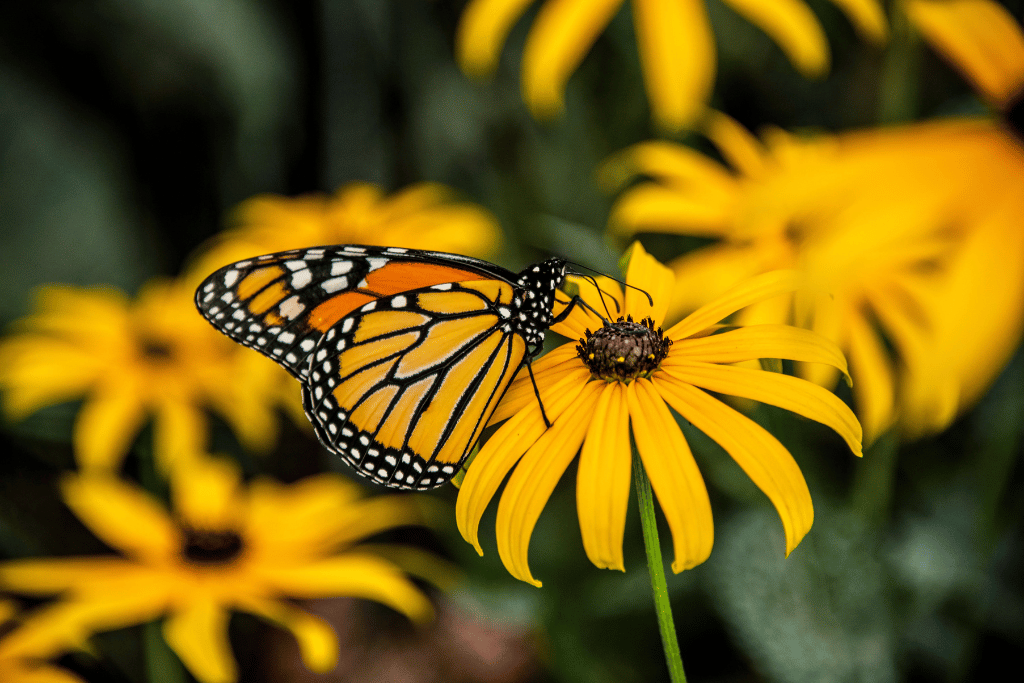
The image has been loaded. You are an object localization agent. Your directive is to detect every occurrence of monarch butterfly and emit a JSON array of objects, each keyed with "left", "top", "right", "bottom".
[{"left": 195, "top": 245, "right": 575, "bottom": 490}]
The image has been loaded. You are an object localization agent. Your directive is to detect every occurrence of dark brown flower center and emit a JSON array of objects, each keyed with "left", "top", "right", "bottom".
[
  {"left": 138, "top": 335, "right": 175, "bottom": 362},
  {"left": 181, "top": 527, "right": 244, "bottom": 565},
  {"left": 577, "top": 316, "right": 672, "bottom": 382}
]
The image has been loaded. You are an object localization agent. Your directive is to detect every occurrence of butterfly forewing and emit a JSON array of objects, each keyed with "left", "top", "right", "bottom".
[
  {"left": 194, "top": 245, "right": 516, "bottom": 379},
  {"left": 302, "top": 279, "right": 527, "bottom": 489}
]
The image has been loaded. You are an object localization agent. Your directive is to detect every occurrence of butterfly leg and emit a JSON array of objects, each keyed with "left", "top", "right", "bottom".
[{"left": 525, "top": 357, "right": 552, "bottom": 428}]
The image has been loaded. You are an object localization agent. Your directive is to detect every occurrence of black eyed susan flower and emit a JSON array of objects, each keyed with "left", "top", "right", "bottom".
[
  {"left": 456, "top": 243, "right": 862, "bottom": 586},
  {"left": 602, "top": 113, "right": 1024, "bottom": 442},
  {"left": 456, "top": 0, "right": 887, "bottom": 131},
  {"left": 188, "top": 181, "right": 502, "bottom": 280},
  {"left": 0, "top": 457, "right": 438, "bottom": 683},
  {"left": 0, "top": 279, "right": 283, "bottom": 473}
]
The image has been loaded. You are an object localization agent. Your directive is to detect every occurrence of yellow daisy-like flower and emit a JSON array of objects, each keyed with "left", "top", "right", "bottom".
[
  {"left": 456, "top": 0, "right": 887, "bottom": 131},
  {"left": 0, "top": 458, "right": 435, "bottom": 683},
  {"left": 456, "top": 243, "right": 861, "bottom": 586},
  {"left": 0, "top": 279, "right": 284, "bottom": 473},
  {"left": 188, "top": 181, "right": 502, "bottom": 282},
  {"left": 603, "top": 114, "right": 1024, "bottom": 442},
  {"left": 906, "top": 0, "right": 1024, "bottom": 108},
  {"left": 0, "top": 600, "right": 83, "bottom": 683}
]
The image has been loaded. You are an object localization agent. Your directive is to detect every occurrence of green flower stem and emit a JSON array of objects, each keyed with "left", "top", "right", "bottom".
[
  {"left": 877, "top": 0, "right": 921, "bottom": 124},
  {"left": 851, "top": 431, "right": 899, "bottom": 526},
  {"left": 144, "top": 620, "right": 185, "bottom": 683},
  {"left": 632, "top": 444, "right": 687, "bottom": 683}
]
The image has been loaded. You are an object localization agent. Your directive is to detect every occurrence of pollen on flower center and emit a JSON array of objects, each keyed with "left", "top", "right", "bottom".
[
  {"left": 577, "top": 316, "right": 672, "bottom": 382},
  {"left": 181, "top": 527, "right": 244, "bottom": 565}
]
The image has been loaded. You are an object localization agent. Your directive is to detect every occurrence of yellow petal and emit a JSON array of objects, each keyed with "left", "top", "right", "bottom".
[
  {"left": 668, "top": 324, "right": 851, "bottom": 383},
  {"left": 668, "top": 270, "right": 800, "bottom": 341},
  {"left": 251, "top": 554, "right": 433, "bottom": 624},
  {"left": 665, "top": 360, "right": 862, "bottom": 456},
  {"left": 521, "top": 0, "right": 625, "bottom": 118},
  {"left": 607, "top": 183, "right": 736, "bottom": 238},
  {"left": 654, "top": 376, "right": 814, "bottom": 555},
  {"left": 826, "top": 0, "right": 888, "bottom": 43},
  {"left": 576, "top": 383, "right": 631, "bottom": 571},
  {"left": 0, "top": 340, "right": 101, "bottom": 420},
  {"left": 907, "top": 0, "right": 1024, "bottom": 106},
  {"left": 172, "top": 457, "right": 244, "bottom": 531},
  {"left": 701, "top": 110, "right": 769, "bottom": 178},
  {"left": 626, "top": 379, "right": 713, "bottom": 571},
  {"left": 489, "top": 348, "right": 587, "bottom": 423},
  {"left": 845, "top": 311, "right": 897, "bottom": 444},
  {"left": 235, "top": 597, "right": 339, "bottom": 673},
  {"left": 61, "top": 475, "right": 180, "bottom": 563},
  {"left": 622, "top": 241, "right": 675, "bottom": 326},
  {"left": 456, "top": 0, "right": 538, "bottom": 78},
  {"left": 163, "top": 600, "right": 236, "bottom": 683},
  {"left": 457, "top": 371, "right": 592, "bottom": 553},
  {"left": 73, "top": 384, "right": 148, "bottom": 473},
  {"left": 495, "top": 381, "right": 601, "bottom": 585},
  {"left": 719, "top": 0, "right": 830, "bottom": 77},
  {"left": 153, "top": 401, "right": 209, "bottom": 474},
  {"left": 0, "top": 557, "right": 139, "bottom": 594},
  {"left": 632, "top": 0, "right": 715, "bottom": 131},
  {"left": 598, "top": 140, "right": 738, "bottom": 195}
]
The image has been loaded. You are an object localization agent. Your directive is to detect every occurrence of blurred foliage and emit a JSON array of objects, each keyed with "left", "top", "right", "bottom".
[{"left": 1, "top": 1, "right": 1022, "bottom": 682}]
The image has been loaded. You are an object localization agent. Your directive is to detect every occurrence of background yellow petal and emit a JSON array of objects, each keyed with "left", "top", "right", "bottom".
[
  {"left": 668, "top": 270, "right": 800, "bottom": 341},
  {"left": 456, "top": 0, "right": 538, "bottom": 78},
  {"left": 702, "top": 110, "right": 768, "bottom": 178},
  {"left": 626, "top": 380, "right": 713, "bottom": 572},
  {"left": 654, "top": 376, "right": 814, "bottom": 555},
  {"left": 522, "top": 0, "right": 625, "bottom": 118},
  {"left": 719, "top": 0, "right": 830, "bottom": 77},
  {"left": 827, "top": 0, "right": 888, "bottom": 43},
  {"left": 666, "top": 360, "right": 862, "bottom": 456},
  {"left": 236, "top": 597, "right": 340, "bottom": 673},
  {"left": 163, "top": 600, "right": 236, "bottom": 683},
  {"left": 907, "top": 0, "right": 1024, "bottom": 106},
  {"left": 0, "top": 558, "right": 139, "bottom": 594},
  {"left": 153, "top": 401, "right": 210, "bottom": 475},
  {"left": 171, "top": 456, "right": 244, "bottom": 530},
  {"left": 577, "top": 383, "right": 631, "bottom": 571},
  {"left": 496, "top": 382, "right": 600, "bottom": 585},
  {"left": 61, "top": 475, "right": 180, "bottom": 563},
  {"left": 598, "top": 140, "right": 738, "bottom": 196},
  {"left": 632, "top": 0, "right": 715, "bottom": 131},
  {"left": 845, "top": 312, "right": 897, "bottom": 443},
  {"left": 622, "top": 241, "right": 675, "bottom": 325},
  {"left": 668, "top": 324, "right": 851, "bottom": 383},
  {"left": 73, "top": 385, "right": 148, "bottom": 473},
  {"left": 0, "top": 340, "right": 101, "bottom": 420},
  {"left": 607, "top": 184, "right": 735, "bottom": 238},
  {"left": 252, "top": 554, "right": 434, "bottom": 623}
]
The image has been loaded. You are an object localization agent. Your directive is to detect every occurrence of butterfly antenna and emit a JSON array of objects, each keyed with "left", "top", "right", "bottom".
[{"left": 565, "top": 260, "right": 654, "bottom": 313}]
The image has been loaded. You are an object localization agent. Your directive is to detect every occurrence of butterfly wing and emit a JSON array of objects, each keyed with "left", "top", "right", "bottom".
[
  {"left": 194, "top": 245, "right": 517, "bottom": 379},
  {"left": 302, "top": 278, "right": 527, "bottom": 489}
]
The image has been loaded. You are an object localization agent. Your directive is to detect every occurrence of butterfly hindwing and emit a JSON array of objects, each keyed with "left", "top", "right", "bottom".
[{"left": 301, "top": 279, "right": 527, "bottom": 489}]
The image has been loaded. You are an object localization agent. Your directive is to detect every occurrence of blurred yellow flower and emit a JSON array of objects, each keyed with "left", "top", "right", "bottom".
[
  {"left": 0, "top": 600, "right": 83, "bottom": 683},
  {"left": 456, "top": 243, "right": 861, "bottom": 586},
  {"left": 0, "top": 458, "right": 436, "bottom": 683},
  {"left": 188, "top": 182, "right": 502, "bottom": 282},
  {"left": 906, "top": 0, "right": 1024, "bottom": 108},
  {"left": 0, "top": 279, "right": 284, "bottom": 473},
  {"left": 603, "top": 113, "right": 1024, "bottom": 441},
  {"left": 456, "top": 0, "right": 887, "bottom": 131}
]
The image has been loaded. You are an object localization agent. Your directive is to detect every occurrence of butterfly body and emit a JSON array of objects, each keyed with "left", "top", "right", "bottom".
[{"left": 196, "top": 245, "right": 567, "bottom": 489}]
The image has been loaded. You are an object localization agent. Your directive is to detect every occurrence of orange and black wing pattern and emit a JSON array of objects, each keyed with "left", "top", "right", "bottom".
[{"left": 195, "top": 245, "right": 567, "bottom": 489}]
